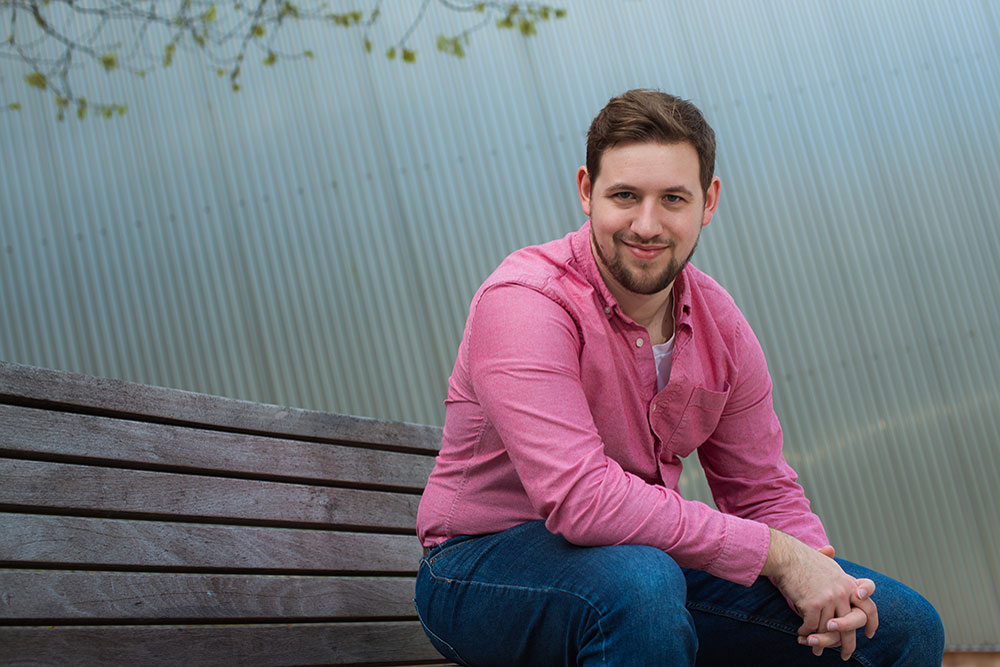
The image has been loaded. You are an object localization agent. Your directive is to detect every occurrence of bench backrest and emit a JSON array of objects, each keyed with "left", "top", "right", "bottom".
[{"left": 0, "top": 361, "right": 445, "bottom": 665}]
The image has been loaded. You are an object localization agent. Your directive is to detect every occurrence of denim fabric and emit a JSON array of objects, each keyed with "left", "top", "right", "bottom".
[{"left": 414, "top": 521, "right": 944, "bottom": 666}]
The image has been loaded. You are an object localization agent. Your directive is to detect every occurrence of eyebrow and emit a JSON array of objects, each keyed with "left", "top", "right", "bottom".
[{"left": 606, "top": 182, "right": 695, "bottom": 198}]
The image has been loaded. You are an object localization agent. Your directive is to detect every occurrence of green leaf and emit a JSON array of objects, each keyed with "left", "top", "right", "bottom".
[
  {"left": 263, "top": 51, "right": 277, "bottom": 65},
  {"left": 251, "top": 24, "right": 265, "bottom": 37},
  {"left": 555, "top": 8, "right": 567, "bottom": 18},
  {"left": 519, "top": 19, "right": 536, "bottom": 36},
  {"left": 163, "top": 43, "right": 176, "bottom": 67},
  {"left": 77, "top": 98, "right": 87, "bottom": 119},
  {"left": 24, "top": 71, "right": 47, "bottom": 89},
  {"left": 386, "top": 46, "right": 396, "bottom": 59},
  {"left": 364, "top": 39, "right": 372, "bottom": 53},
  {"left": 101, "top": 53, "right": 118, "bottom": 71},
  {"left": 201, "top": 5, "right": 217, "bottom": 22},
  {"left": 402, "top": 48, "right": 416, "bottom": 63},
  {"left": 9, "top": 102, "right": 21, "bottom": 110},
  {"left": 304, "top": 50, "right": 314, "bottom": 59}
]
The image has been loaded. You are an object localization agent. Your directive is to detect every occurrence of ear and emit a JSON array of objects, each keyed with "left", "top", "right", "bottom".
[
  {"left": 701, "top": 176, "right": 721, "bottom": 227},
  {"left": 576, "top": 165, "right": 593, "bottom": 217}
]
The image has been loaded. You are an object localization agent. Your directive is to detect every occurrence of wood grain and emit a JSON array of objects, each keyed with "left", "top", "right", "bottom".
[
  {"left": 0, "top": 570, "right": 418, "bottom": 620},
  {"left": 0, "top": 362, "right": 443, "bottom": 454},
  {"left": 0, "top": 513, "right": 423, "bottom": 571},
  {"left": 0, "top": 622, "right": 445, "bottom": 666},
  {"left": 0, "top": 403, "right": 434, "bottom": 491},
  {"left": 0, "top": 458, "right": 420, "bottom": 530}
]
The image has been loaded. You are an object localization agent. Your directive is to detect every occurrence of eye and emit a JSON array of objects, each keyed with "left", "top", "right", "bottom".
[
  {"left": 663, "top": 194, "right": 683, "bottom": 204},
  {"left": 613, "top": 191, "right": 635, "bottom": 201}
]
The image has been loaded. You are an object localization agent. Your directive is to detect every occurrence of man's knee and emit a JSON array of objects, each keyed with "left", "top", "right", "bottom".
[
  {"left": 588, "top": 544, "right": 695, "bottom": 635},
  {"left": 873, "top": 580, "right": 945, "bottom": 664},
  {"left": 841, "top": 559, "right": 945, "bottom": 665}
]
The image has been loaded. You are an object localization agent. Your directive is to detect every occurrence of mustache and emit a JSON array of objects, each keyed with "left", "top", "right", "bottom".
[{"left": 614, "top": 232, "right": 673, "bottom": 248}]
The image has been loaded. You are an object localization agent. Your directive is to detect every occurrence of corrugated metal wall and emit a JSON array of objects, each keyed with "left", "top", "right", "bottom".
[{"left": 2, "top": 0, "right": 997, "bottom": 649}]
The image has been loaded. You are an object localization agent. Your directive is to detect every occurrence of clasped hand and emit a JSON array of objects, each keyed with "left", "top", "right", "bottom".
[{"left": 765, "top": 532, "right": 879, "bottom": 661}]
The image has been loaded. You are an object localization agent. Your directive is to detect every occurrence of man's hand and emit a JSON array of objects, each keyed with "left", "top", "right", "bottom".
[
  {"left": 762, "top": 530, "right": 878, "bottom": 661},
  {"left": 793, "top": 544, "right": 879, "bottom": 659}
]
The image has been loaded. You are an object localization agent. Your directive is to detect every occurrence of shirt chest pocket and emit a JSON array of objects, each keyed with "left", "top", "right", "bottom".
[{"left": 658, "top": 384, "right": 730, "bottom": 458}]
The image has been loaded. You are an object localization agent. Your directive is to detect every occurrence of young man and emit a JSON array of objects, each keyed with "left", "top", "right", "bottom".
[{"left": 415, "top": 89, "right": 943, "bottom": 665}]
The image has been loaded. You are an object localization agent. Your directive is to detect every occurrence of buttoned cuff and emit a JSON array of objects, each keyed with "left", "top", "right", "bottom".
[{"left": 709, "top": 514, "right": 772, "bottom": 586}]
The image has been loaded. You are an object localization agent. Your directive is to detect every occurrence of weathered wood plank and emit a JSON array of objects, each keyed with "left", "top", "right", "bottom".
[
  {"left": 0, "top": 361, "right": 443, "bottom": 454},
  {"left": 0, "top": 514, "right": 423, "bottom": 571},
  {"left": 0, "top": 570, "right": 418, "bottom": 620},
  {"left": 0, "top": 404, "right": 435, "bottom": 491},
  {"left": 0, "top": 622, "right": 446, "bottom": 666},
  {"left": 0, "top": 459, "right": 419, "bottom": 530}
]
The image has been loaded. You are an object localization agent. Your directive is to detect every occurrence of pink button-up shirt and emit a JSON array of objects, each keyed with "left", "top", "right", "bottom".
[{"left": 417, "top": 222, "right": 827, "bottom": 585}]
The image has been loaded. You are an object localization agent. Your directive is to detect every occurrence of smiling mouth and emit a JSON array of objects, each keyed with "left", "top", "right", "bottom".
[{"left": 622, "top": 241, "right": 669, "bottom": 260}]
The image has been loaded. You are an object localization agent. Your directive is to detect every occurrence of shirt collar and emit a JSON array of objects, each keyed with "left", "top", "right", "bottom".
[{"left": 571, "top": 220, "right": 695, "bottom": 329}]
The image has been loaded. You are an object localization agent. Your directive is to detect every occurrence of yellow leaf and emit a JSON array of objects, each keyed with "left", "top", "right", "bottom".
[
  {"left": 25, "top": 71, "right": 47, "bottom": 89},
  {"left": 263, "top": 51, "right": 277, "bottom": 65},
  {"left": 201, "top": 5, "right": 216, "bottom": 22},
  {"left": 163, "top": 43, "right": 176, "bottom": 67}
]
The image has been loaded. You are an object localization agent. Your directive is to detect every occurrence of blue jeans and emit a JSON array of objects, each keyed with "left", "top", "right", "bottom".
[{"left": 414, "top": 521, "right": 944, "bottom": 666}]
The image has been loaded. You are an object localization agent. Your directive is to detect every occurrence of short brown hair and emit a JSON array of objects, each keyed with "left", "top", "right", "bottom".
[{"left": 586, "top": 89, "right": 716, "bottom": 194}]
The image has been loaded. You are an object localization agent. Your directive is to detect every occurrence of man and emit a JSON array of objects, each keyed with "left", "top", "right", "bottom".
[{"left": 415, "top": 89, "right": 943, "bottom": 665}]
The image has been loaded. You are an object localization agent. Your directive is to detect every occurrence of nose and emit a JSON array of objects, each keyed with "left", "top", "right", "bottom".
[{"left": 630, "top": 200, "right": 661, "bottom": 240}]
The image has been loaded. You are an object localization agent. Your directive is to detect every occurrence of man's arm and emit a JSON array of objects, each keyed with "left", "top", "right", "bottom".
[
  {"left": 693, "top": 317, "right": 828, "bottom": 547},
  {"left": 691, "top": 318, "right": 878, "bottom": 657}
]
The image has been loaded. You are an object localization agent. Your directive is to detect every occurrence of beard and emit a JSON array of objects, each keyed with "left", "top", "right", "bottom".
[{"left": 591, "top": 228, "right": 699, "bottom": 295}]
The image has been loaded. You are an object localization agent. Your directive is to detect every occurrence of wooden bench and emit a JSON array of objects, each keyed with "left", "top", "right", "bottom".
[{"left": 0, "top": 361, "right": 448, "bottom": 666}]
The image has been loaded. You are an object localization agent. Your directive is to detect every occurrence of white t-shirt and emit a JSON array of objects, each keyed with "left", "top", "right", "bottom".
[{"left": 653, "top": 334, "right": 676, "bottom": 392}]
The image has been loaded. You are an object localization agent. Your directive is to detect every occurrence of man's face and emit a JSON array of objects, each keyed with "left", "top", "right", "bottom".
[{"left": 578, "top": 141, "right": 720, "bottom": 296}]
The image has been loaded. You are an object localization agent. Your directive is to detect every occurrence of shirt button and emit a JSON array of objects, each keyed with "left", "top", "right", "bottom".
[
  {"left": 635, "top": 337, "right": 644, "bottom": 347},
  {"left": 604, "top": 306, "right": 611, "bottom": 314}
]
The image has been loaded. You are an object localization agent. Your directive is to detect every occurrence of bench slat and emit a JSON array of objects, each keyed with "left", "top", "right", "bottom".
[
  {"left": 0, "top": 458, "right": 419, "bottom": 530},
  {"left": 0, "top": 403, "right": 434, "bottom": 491},
  {"left": 0, "top": 513, "right": 422, "bottom": 571},
  {"left": 0, "top": 570, "right": 417, "bottom": 620},
  {"left": 0, "top": 362, "right": 443, "bottom": 454},
  {"left": 0, "top": 622, "right": 446, "bottom": 666}
]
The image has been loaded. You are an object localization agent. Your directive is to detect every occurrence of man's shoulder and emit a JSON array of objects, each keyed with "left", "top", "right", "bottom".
[
  {"left": 683, "top": 263, "right": 740, "bottom": 312},
  {"left": 482, "top": 227, "right": 588, "bottom": 293},
  {"left": 682, "top": 264, "right": 753, "bottom": 348}
]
